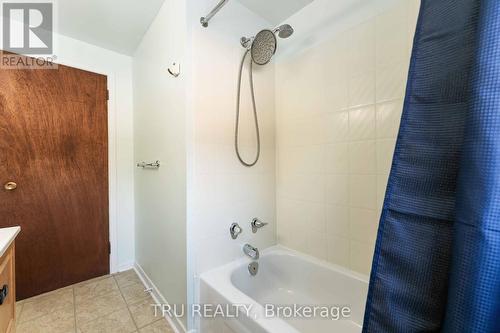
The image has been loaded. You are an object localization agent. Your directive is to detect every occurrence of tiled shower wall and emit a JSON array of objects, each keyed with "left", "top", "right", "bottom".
[
  {"left": 190, "top": 0, "right": 276, "bottom": 276},
  {"left": 276, "top": 1, "right": 420, "bottom": 275}
]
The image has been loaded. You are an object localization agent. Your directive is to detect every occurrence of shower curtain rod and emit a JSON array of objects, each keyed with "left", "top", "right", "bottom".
[{"left": 200, "top": 0, "right": 229, "bottom": 27}]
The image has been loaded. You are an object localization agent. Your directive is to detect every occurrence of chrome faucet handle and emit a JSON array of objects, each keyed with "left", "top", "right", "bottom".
[
  {"left": 230, "top": 223, "right": 243, "bottom": 239},
  {"left": 243, "top": 244, "right": 259, "bottom": 260},
  {"left": 251, "top": 218, "right": 268, "bottom": 233}
]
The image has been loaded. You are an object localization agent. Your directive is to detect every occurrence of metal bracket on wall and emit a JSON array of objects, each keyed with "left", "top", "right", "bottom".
[{"left": 168, "top": 62, "right": 180, "bottom": 78}]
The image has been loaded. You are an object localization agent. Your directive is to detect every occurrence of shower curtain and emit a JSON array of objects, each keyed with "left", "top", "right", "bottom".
[{"left": 363, "top": 1, "right": 500, "bottom": 332}]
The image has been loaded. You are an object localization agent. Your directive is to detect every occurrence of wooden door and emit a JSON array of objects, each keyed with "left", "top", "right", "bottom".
[{"left": 0, "top": 53, "right": 109, "bottom": 300}]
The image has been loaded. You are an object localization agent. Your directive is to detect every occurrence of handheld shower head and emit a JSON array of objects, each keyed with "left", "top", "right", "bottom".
[
  {"left": 235, "top": 24, "right": 294, "bottom": 167},
  {"left": 239, "top": 24, "right": 294, "bottom": 65},
  {"left": 250, "top": 29, "right": 277, "bottom": 65},
  {"left": 274, "top": 24, "right": 294, "bottom": 39}
]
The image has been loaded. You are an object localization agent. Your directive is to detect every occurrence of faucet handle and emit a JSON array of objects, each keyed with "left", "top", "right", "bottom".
[
  {"left": 230, "top": 223, "right": 243, "bottom": 239},
  {"left": 251, "top": 218, "right": 268, "bottom": 233}
]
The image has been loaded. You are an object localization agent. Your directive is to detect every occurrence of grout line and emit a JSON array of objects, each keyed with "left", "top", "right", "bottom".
[
  {"left": 72, "top": 275, "right": 130, "bottom": 327},
  {"left": 16, "top": 289, "right": 74, "bottom": 325},
  {"left": 115, "top": 275, "right": 140, "bottom": 332},
  {"left": 20, "top": 274, "right": 146, "bottom": 331},
  {"left": 72, "top": 287, "right": 77, "bottom": 333},
  {"left": 139, "top": 317, "right": 165, "bottom": 331}
]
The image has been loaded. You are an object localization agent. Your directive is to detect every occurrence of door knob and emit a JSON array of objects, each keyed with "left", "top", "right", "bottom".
[{"left": 4, "top": 182, "right": 17, "bottom": 191}]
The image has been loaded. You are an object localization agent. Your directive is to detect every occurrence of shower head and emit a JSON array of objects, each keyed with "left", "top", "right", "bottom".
[
  {"left": 250, "top": 29, "right": 277, "bottom": 65},
  {"left": 240, "top": 24, "right": 294, "bottom": 66},
  {"left": 274, "top": 24, "right": 294, "bottom": 39}
]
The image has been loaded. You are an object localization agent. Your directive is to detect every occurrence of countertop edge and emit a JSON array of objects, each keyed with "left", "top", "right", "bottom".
[{"left": 0, "top": 227, "right": 21, "bottom": 258}]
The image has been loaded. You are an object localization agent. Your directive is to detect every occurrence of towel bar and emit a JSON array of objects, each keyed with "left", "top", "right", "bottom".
[{"left": 136, "top": 161, "right": 161, "bottom": 169}]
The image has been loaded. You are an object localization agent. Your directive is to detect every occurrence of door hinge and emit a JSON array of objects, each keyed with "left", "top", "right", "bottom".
[
  {"left": 108, "top": 241, "right": 111, "bottom": 254},
  {"left": 106, "top": 90, "right": 109, "bottom": 101}
]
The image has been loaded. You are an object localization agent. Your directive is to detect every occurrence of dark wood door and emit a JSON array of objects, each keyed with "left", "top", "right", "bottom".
[{"left": 0, "top": 54, "right": 109, "bottom": 300}]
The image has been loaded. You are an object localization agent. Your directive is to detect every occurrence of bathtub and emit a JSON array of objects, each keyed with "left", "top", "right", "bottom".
[{"left": 199, "top": 246, "right": 369, "bottom": 333}]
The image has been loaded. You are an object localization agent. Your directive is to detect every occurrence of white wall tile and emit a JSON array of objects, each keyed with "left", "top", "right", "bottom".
[
  {"left": 278, "top": 198, "right": 326, "bottom": 233},
  {"left": 281, "top": 223, "right": 308, "bottom": 254},
  {"left": 349, "top": 140, "right": 377, "bottom": 174},
  {"left": 377, "top": 173, "right": 390, "bottom": 209},
  {"left": 408, "top": 0, "right": 421, "bottom": 49},
  {"left": 275, "top": 2, "right": 417, "bottom": 276},
  {"left": 323, "top": 35, "right": 350, "bottom": 84},
  {"left": 300, "top": 115, "right": 327, "bottom": 146},
  {"left": 326, "top": 204, "right": 349, "bottom": 238},
  {"left": 376, "top": 100, "right": 403, "bottom": 138},
  {"left": 279, "top": 146, "right": 325, "bottom": 175},
  {"left": 327, "top": 235, "right": 350, "bottom": 267},
  {"left": 326, "top": 175, "right": 350, "bottom": 205},
  {"left": 349, "top": 71, "right": 376, "bottom": 107},
  {"left": 350, "top": 240, "right": 376, "bottom": 275},
  {"left": 324, "top": 111, "right": 349, "bottom": 143},
  {"left": 349, "top": 208, "right": 379, "bottom": 243},
  {"left": 376, "top": 62, "right": 408, "bottom": 102},
  {"left": 307, "top": 231, "right": 329, "bottom": 261},
  {"left": 376, "top": 139, "right": 397, "bottom": 174},
  {"left": 350, "top": 175, "right": 377, "bottom": 209},
  {"left": 349, "top": 106, "right": 376, "bottom": 141},
  {"left": 324, "top": 82, "right": 349, "bottom": 112},
  {"left": 376, "top": 2, "right": 410, "bottom": 67},
  {"left": 325, "top": 143, "right": 350, "bottom": 174},
  {"left": 279, "top": 173, "right": 326, "bottom": 203},
  {"left": 348, "top": 20, "right": 376, "bottom": 75}
]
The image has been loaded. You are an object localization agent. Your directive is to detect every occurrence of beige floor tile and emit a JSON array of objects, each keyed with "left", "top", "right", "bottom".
[
  {"left": 15, "top": 301, "right": 24, "bottom": 320},
  {"left": 76, "top": 289, "right": 127, "bottom": 325},
  {"left": 114, "top": 269, "right": 142, "bottom": 288},
  {"left": 16, "top": 305, "right": 75, "bottom": 333},
  {"left": 22, "top": 285, "right": 73, "bottom": 302},
  {"left": 75, "top": 276, "right": 119, "bottom": 302},
  {"left": 120, "top": 282, "right": 150, "bottom": 305},
  {"left": 128, "top": 297, "right": 162, "bottom": 328},
  {"left": 77, "top": 308, "right": 136, "bottom": 333},
  {"left": 139, "top": 319, "right": 174, "bottom": 333},
  {"left": 19, "top": 287, "right": 74, "bottom": 323},
  {"left": 72, "top": 275, "right": 111, "bottom": 288}
]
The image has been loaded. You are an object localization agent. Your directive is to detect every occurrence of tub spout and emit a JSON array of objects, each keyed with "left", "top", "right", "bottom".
[{"left": 243, "top": 244, "right": 259, "bottom": 260}]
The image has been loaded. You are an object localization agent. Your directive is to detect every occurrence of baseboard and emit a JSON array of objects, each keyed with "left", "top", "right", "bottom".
[
  {"left": 134, "top": 263, "right": 187, "bottom": 333},
  {"left": 116, "top": 260, "right": 135, "bottom": 273}
]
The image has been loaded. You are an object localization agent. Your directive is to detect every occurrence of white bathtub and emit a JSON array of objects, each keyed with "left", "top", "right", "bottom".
[{"left": 199, "top": 246, "right": 369, "bottom": 333}]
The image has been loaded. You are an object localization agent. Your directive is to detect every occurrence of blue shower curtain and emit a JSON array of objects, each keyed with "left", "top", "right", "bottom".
[{"left": 363, "top": 1, "right": 500, "bottom": 332}]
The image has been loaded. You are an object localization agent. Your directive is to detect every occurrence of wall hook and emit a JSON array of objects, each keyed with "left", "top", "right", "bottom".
[{"left": 168, "top": 62, "right": 180, "bottom": 77}]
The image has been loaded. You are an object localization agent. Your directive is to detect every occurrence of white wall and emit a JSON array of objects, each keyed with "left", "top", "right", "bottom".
[
  {"left": 275, "top": 0, "right": 420, "bottom": 275},
  {"left": 186, "top": 0, "right": 277, "bottom": 330},
  {"left": 50, "top": 33, "right": 136, "bottom": 273},
  {"left": 132, "top": 0, "right": 187, "bottom": 331}
]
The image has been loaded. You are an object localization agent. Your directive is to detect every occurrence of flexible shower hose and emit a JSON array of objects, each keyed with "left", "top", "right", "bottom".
[{"left": 235, "top": 50, "right": 261, "bottom": 167}]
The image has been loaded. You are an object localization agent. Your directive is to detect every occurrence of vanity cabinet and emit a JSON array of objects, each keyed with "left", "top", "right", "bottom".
[{"left": 0, "top": 243, "right": 15, "bottom": 333}]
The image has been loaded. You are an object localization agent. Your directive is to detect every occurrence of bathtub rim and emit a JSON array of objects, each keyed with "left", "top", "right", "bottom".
[{"left": 199, "top": 245, "right": 369, "bottom": 332}]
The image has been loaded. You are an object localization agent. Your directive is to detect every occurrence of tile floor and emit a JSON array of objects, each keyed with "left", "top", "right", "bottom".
[{"left": 15, "top": 270, "right": 175, "bottom": 333}]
